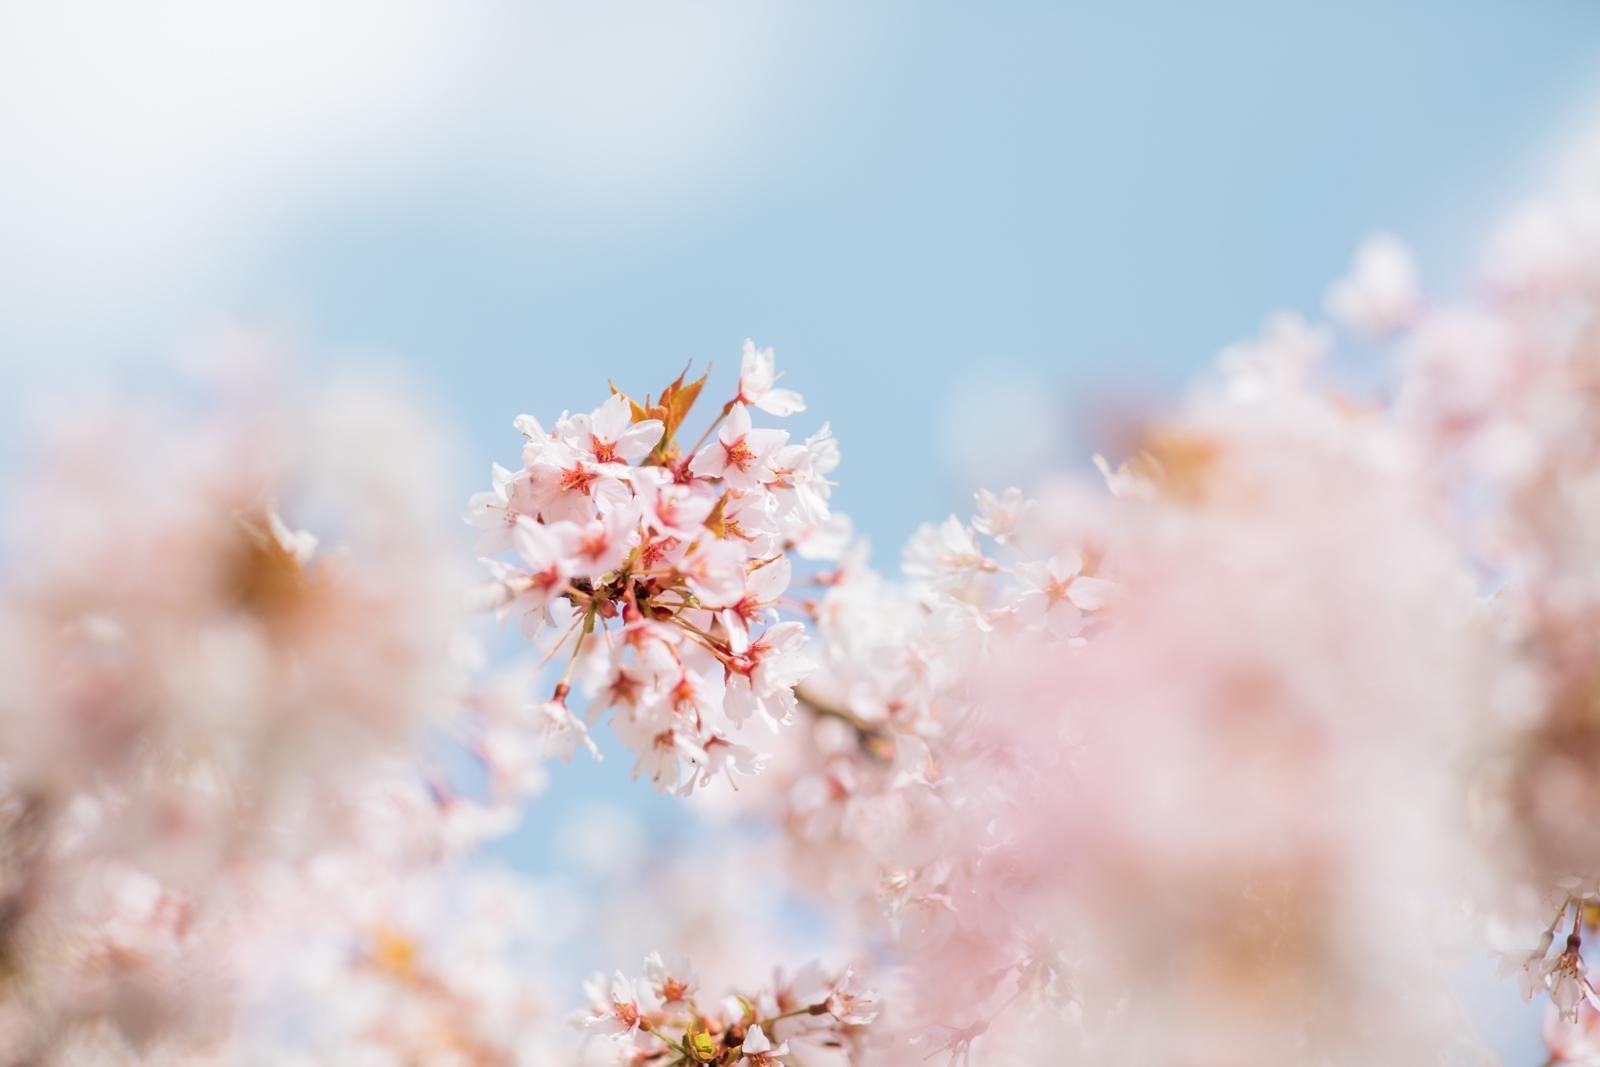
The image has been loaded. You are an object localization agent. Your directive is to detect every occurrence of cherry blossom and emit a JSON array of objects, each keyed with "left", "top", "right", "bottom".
[
  {"left": 1012, "top": 551, "right": 1112, "bottom": 636},
  {"left": 724, "top": 621, "right": 812, "bottom": 730},
  {"left": 463, "top": 461, "right": 535, "bottom": 554},
  {"left": 971, "top": 487, "right": 1035, "bottom": 545},
  {"left": 534, "top": 696, "right": 601, "bottom": 762},
  {"left": 1548, "top": 942, "right": 1600, "bottom": 1023},
  {"left": 642, "top": 951, "right": 698, "bottom": 1005},
  {"left": 561, "top": 391, "right": 667, "bottom": 465},
  {"left": 902, "top": 515, "right": 991, "bottom": 590},
  {"left": 737, "top": 1024, "right": 790, "bottom": 1067},
  {"left": 691, "top": 402, "right": 788, "bottom": 491},
  {"left": 737, "top": 339, "right": 807, "bottom": 417},
  {"left": 1324, "top": 232, "right": 1421, "bottom": 334},
  {"left": 711, "top": 557, "right": 792, "bottom": 654},
  {"left": 581, "top": 972, "right": 657, "bottom": 1037}
]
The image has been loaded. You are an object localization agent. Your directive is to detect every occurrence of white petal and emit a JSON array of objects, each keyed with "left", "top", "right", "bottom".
[
  {"left": 742, "top": 1025, "right": 773, "bottom": 1054},
  {"left": 1066, "top": 576, "right": 1114, "bottom": 611},
  {"left": 615, "top": 419, "right": 666, "bottom": 460},
  {"left": 723, "top": 402, "right": 753, "bottom": 439},
  {"left": 755, "top": 387, "right": 805, "bottom": 417}
]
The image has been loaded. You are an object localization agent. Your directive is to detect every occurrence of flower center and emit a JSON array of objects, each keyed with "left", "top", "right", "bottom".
[
  {"left": 560, "top": 463, "right": 598, "bottom": 495},
  {"left": 724, "top": 436, "right": 757, "bottom": 471}
]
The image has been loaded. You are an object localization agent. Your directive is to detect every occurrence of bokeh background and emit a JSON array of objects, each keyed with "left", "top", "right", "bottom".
[{"left": 4, "top": 3, "right": 1598, "bottom": 1058}]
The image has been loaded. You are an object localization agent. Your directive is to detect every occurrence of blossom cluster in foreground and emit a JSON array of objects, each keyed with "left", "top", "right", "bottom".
[
  {"left": 466, "top": 342, "right": 841, "bottom": 794},
  {"left": 579, "top": 955, "right": 877, "bottom": 1067}
]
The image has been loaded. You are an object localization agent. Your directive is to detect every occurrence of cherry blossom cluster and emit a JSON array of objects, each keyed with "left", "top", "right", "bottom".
[
  {"left": 466, "top": 341, "right": 842, "bottom": 794},
  {"left": 929, "top": 428, "right": 1488, "bottom": 1064},
  {"left": 1383, "top": 130, "right": 1600, "bottom": 1062},
  {"left": 578, "top": 954, "right": 878, "bottom": 1067},
  {"left": 733, "top": 369, "right": 1488, "bottom": 1064},
  {"left": 0, "top": 372, "right": 480, "bottom": 1064},
  {"left": 218, "top": 863, "right": 568, "bottom": 1067},
  {"left": 704, "top": 144, "right": 1600, "bottom": 1063},
  {"left": 679, "top": 486, "right": 1117, "bottom": 1041},
  {"left": 720, "top": 489, "right": 1107, "bottom": 927}
]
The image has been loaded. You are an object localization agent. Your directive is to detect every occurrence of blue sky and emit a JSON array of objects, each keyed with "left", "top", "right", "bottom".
[
  {"left": 278, "top": 2, "right": 1600, "bottom": 558},
  {"left": 3, "top": 3, "right": 1598, "bottom": 1052},
  {"left": 6, "top": 3, "right": 1599, "bottom": 560}
]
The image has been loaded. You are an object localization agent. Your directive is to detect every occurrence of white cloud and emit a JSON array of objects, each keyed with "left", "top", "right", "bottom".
[
  {"left": 0, "top": 1, "right": 856, "bottom": 355},
  {"left": 0, "top": 2, "right": 479, "bottom": 333}
]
